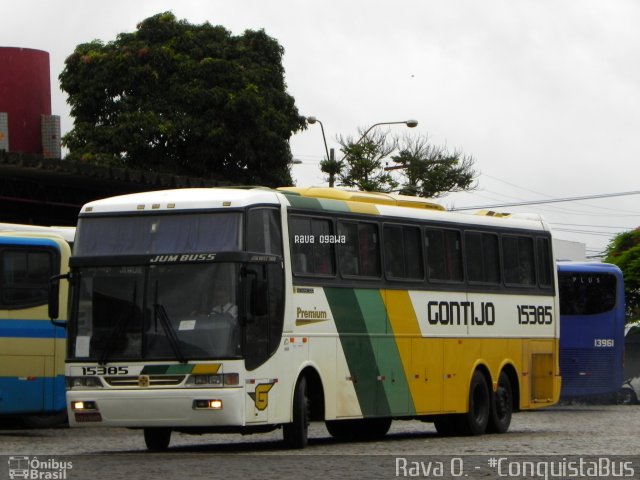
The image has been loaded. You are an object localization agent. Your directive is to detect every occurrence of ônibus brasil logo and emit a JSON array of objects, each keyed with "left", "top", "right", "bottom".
[{"left": 8, "top": 456, "right": 73, "bottom": 479}]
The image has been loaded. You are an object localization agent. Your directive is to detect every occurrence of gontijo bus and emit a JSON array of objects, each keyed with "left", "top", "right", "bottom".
[
  {"left": 59, "top": 187, "right": 560, "bottom": 450},
  {"left": 0, "top": 229, "right": 72, "bottom": 426}
]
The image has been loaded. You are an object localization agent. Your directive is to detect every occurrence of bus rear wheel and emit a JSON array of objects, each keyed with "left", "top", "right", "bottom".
[
  {"left": 457, "top": 370, "right": 490, "bottom": 436},
  {"left": 487, "top": 371, "right": 513, "bottom": 433},
  {"left": 283, "top": 376, "right": 309, "bottom": 449},
  {"left": 144, "top": 427, "right": 171, "bottom": 451}
]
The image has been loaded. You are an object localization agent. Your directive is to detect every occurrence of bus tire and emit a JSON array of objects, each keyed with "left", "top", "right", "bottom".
[
  {"left": 325, "top": 419, "right": 351, "bottom": 439},
  {"left": 361, "top": 417, "right": 392, "bottom": 438},
  {"left": 487, "top": 371, "right": 513, "bottom": 433},
  {"left": 283, "top": 376, "right": 309, "bottom": 449},
  {"left": 433, "top": 415, "right": 458, "bottom": 436},
  {"left": 21, "top": 412, "right": 67, "bottom": 429},
  {"left": 617, "top": 387, "right": 638, "bottom": 405},
  {"left": 144, "top": 427, "right": 171, "bottom": 451},
  {"left": 456, "top": 370, "right": 490, "bottom": 436},
  {"left": 326, "top": 417, "right": 391, "bottom": 440}
]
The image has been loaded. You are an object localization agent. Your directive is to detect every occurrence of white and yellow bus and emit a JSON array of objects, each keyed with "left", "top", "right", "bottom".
[{"left": 61, "top": 187, "right": 560, "bottom": 450}]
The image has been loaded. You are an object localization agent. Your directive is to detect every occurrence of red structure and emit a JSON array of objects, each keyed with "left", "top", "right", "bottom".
[{"left": 0, "top": 47, "right": 52, "bottom": 154}]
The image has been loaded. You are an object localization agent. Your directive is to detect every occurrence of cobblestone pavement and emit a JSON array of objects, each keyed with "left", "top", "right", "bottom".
[{"left": 2, "top": 404, "right": 639, "bottom": 479}]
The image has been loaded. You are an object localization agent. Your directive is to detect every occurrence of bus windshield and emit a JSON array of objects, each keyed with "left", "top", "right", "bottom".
[
  {"left": 69, "top": 262, "right": 241, "bottom": 362},
  {"left": 74, "top": 212, "right": 243, "bottom": 256}
]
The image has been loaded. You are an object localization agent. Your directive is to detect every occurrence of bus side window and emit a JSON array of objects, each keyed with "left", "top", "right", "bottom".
[
  {"left": 0, "top": 248, "right": 56, "bottom": 309},
  {"left": 536, "top": 237, "right": 553, "bottom": 288},
  {"left": 465, "top": 232, "right": 500, "bottom": 284},
  {"left": 384, "top": 225, "right": 424, "bottom": 280},
  {"left": 338, "top": 221, "right": 381, "bottom": 278},
  {"left": 425, "top": 228, "right": 463, "bottom": 282},
  {"left": 503, "top": 235, "right": 536, "bottom": 286},
  {"left": 247, "top": 208, "right": 283, "bottom": 255},
  {"left": 289, "top": 215, "right": 335, "bottom": 276}
]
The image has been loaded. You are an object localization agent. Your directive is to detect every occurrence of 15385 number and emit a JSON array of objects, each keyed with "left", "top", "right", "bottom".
[
  {"left": 82, "top": 366, "right": 129, "bottom": 376},
  {"left": 517, "top": 305, "right": 553, "bottom": 325}
]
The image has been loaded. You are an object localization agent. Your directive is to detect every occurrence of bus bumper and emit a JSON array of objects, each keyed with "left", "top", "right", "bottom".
[{"left": 67, "top": 387, "right": 245, "bottom": 428}]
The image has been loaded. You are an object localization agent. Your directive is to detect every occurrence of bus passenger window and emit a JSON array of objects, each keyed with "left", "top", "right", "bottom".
[
  {"left": 536, "top": 237, "right": 553, "bottom": 288},
  {"left": 338, "top": 221, "right": 381, "bottom": 278},
  {"left": 384, "top": 225, "right": 424, "bottom": 280},
  {"left": 465, "top": 232, "right": 500, "bottom": 284},
  {"left": 425, "top": 228, "right": 463, "bottom": 282},
  {"left": 0, "top": 249, "right": 55, "bottom": 308},
  {"left": 503, "top": 236, "right": 535, "bottom": 286},
  {"left": 289, "top": 216, "right": 335, "bottom": 276}
]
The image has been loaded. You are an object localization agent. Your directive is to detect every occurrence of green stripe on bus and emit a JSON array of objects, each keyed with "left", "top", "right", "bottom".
[
  {"left": 325, "top": 288, "right": 389, "bottom": 417},
  {"left": 141, "top": 364, "right": 194, "bottom": 375},
  {"left": 285, "top": 195, "right": 324, "bottom": 210},
  {"left": 317, "top": 198, "right": 351, "bottom": 212},
  {"left": 354, "top": 290, "right": 416, "bottom": 416}
]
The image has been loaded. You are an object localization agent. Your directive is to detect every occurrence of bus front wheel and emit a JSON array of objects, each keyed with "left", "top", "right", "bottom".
[
  {"left": 144, "top": 427, "right": 171, "bottom": 451},
  {"left": 283, "top": 376, "right": 309, "bottom": 449}
]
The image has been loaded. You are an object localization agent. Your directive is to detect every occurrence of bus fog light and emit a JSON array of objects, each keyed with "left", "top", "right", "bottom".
[
  {"left": 71, "top": 400, "right": 97, "bottom": 411},
  {"left": 193, "top": 399, "right": 223, "bottom": 410}
]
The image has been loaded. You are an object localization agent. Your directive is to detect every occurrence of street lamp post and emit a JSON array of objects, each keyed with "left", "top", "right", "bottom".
[
  {"left": 304, "top": 117, "right": 419, "bottom": 188},
  {"left": 306, "top": 116, "right": 330, "bottom": 163},
  {"left": 352, "top": 119, "right": 418, "bottom": 147}
]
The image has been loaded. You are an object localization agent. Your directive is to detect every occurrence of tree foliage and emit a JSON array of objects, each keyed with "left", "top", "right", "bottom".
[
  {"left": 59, "top": 12, "right": 306, "bottom": 186},
  {"left": 605, "top": 228, "right": 640, "bottom": 320},
  {"left": 332, "top": 128, "right": 477, "bottom": 197},
  {"left": 335, "top": 128, "right": 398, "bottom": 192},
  {"left": 391, "top": 134, "right": 477, "bottom": 198}
]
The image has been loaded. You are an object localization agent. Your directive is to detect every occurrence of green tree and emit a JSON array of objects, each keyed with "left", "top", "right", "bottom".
[
  {"left": 390, "top": 134, "right": 477, "bottom": 198},
  {"left": 59, "top": 12, "right": 306, "bottom": 186},
  {"left": 335, "top": 128, "right": 398, "bottom": 192},
  {"left": 333, "top": 128, "right": 477, "bottom": 196},
  {"left": 605, "top": 228, "right": 640, "bottom": 320}
]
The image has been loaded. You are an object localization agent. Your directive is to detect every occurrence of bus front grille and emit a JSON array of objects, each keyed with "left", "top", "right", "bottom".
[{"left": 104, "top": 375, "right": 186, "bottom": 387}]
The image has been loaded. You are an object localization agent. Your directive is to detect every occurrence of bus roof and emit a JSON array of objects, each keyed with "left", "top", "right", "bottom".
[
  {"left": 80, "top": 188, "right": 282, "bottom": 215},
  {"left": 556, "top": 261, "right": 622, "bottom": 275},
  {"left": 0, "top": 222, "right": 75, "bottom": 243},
  {"left": 78, "top": 187, "right": 551, "bottom": 233}
]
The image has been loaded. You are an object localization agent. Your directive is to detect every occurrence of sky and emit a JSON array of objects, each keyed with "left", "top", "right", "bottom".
[{"left": 3, "top": 0, "right": 639, "bottom": 258}]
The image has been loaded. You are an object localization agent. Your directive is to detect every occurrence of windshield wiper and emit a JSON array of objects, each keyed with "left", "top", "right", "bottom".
[{"left": 153, "top": 303, "right": 187, "bottom": 363}]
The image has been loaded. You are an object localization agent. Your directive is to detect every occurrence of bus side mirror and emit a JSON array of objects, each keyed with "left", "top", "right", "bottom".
[{"left": 49, "top": 273, "right": 69, "bottom": 327}]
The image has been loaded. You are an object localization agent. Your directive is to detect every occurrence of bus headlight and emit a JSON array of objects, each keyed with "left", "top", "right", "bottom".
[
  {"left": 185, "top": 373, "right": 239, "bottom": 387},
  {"left": 66, "top": 376, "right": 104, "bottom": 389}
]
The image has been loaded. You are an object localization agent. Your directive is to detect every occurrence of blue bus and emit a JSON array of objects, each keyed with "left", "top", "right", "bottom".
[
  {"left": 0, "top": 230, "right": 72, "bottom": 426},
  {"left": 557, "top": 261, "right": 625, "bottom": 400}
]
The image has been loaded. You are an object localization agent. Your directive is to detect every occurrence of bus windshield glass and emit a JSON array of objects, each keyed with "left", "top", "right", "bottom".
[
  {"left": 74, "top": 212, "right": 242, "bottom": 256},
  {"left": 69, "top": 262, "right": 241, "bottom": 361}
]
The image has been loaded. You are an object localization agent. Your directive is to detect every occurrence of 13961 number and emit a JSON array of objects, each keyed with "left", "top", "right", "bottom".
[{"left": 517, "top": 305, "right": 553, "bottom": 325}]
